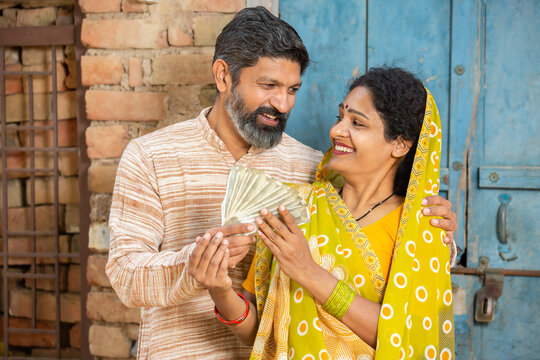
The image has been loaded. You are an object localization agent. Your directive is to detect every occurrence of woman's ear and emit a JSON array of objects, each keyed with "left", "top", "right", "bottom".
[
  {"left": 213, "top": 59, "right": 232, "bottom": 93},
  {"left": 392, "top": 136, "right": 413, "bottom": 158}
]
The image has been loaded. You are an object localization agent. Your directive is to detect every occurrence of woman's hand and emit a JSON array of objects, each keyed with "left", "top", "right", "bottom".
[
  {"left": 256, "top": 206, "right": 319, "bottom": 285},
  {"left": 188, "top": 232, "right": 231, "bottom": 293}
]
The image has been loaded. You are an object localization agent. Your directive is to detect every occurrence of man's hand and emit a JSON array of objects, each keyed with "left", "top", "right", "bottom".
[
  {"left": 188, "top": 232, "right": 231, "bottom": 292},
  {"left": 422, "top": 195, "right": 457, "bottom": 245},
  {"left": 204, "top": 224, "right": 256, "bottom": 268}
]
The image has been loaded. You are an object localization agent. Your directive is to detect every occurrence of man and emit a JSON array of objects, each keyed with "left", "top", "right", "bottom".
[{"left": 106, "top": 7, "right": 457, "bottom": 359}]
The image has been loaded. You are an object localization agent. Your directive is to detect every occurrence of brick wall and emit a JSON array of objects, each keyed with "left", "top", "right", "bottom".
[
  {"left": 0, "top": 1, "right": 81, "bottom": 358},
  {"left": 81, "top": 0, "right": 277, "bottom": 358}
]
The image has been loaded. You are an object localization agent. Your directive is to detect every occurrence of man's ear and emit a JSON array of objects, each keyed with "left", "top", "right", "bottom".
[
  {"left": 392, "top": 136, "right": 413, "bottom": 158},
  {"left": 213, "top": 59, "right": 232, "bottom": 93}
]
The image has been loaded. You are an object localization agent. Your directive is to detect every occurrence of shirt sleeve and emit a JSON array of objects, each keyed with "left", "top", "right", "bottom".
[
  {"left": 242, "top": 254, "right": 256, "bottom": 295},
  {"left": 106, "top": 140, "right": 204, "bottom": 307}
]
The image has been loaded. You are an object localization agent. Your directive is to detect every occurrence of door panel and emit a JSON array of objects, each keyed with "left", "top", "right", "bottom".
[
  {"left": 280, "top": 0, "right": 367, "bottom": 151},
  {"left": 280, "top": 0, "right": 540, "bottom": 358}
]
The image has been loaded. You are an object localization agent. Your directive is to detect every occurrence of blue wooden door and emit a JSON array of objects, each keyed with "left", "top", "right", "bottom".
[{"left": 281, "top": 1, "right": 540, "bottom": 359}]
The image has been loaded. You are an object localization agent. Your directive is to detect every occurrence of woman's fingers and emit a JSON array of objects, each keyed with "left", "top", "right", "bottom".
[
  {"left": 277, "top": 205, "right": 302, "bottom": 235},
  {"left": 257, "top": 225, "right": 281, "bottom": 257},
  {"left": 259, "top": 208, "right": 290, "bottom": 237}
]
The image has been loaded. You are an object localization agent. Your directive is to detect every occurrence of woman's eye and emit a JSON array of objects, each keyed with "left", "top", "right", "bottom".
[
  {"left": 335, "top": 115, "right": 342, "bottom": 122},
  {"left": 353, "top": 120, "right": 364, "bottom": 127}
]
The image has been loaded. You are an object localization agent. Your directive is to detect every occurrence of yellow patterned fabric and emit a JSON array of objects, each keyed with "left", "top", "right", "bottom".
[{"left": 250, "top": 90, "right": 455, "bottom": 360}]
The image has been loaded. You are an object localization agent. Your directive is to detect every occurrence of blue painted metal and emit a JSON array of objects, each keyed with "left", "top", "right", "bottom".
[
  {"left": 281, "top": 0, "right": 540, "bottom": 358},
  {"left": 280, "top": 0, "right": 367, "bottom": 151},
  {"left": 479, "top": 166, "right": 540, "bottom": 189}
]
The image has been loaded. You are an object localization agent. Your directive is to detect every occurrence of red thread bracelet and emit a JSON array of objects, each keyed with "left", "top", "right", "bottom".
[{"left": 214, "top": 293, "right": 250, "bottom": 326}]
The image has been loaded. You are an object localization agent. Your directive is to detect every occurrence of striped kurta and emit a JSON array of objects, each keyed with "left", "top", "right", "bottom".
[{"left": 106, "top": 108, "right": 323, "bottom": 359}]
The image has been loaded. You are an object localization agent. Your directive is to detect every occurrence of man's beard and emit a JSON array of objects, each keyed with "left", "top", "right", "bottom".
[{"left": 225, "top": 87, "right": 288, "bottom": 150}]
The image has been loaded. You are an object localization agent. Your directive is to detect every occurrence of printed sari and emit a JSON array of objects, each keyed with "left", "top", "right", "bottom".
[{"left": 250, "top": 90, "right": 455, "bottom": 360}]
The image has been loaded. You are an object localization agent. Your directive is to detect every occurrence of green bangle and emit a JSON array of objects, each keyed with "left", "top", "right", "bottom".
[{"left": 323, "top": 280, "right": 356, "bottom": 320}]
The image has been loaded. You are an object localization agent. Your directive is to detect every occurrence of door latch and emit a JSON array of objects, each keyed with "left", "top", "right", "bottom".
[{"left": 475, "top": 257, "right": 504, "bottom": 322}]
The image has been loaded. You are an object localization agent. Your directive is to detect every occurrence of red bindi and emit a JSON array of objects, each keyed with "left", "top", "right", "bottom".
[{"left": 345, "top": 104, "right": 348, "bottom": 109}]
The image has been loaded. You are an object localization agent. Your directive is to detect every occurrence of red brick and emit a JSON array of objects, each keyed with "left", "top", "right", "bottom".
[
  {"left": 82, "top": 19, "right": 167, "bottom": 49},
  {"left": 1, "top": 235, "right": 70, "bottom": 265},
  {"left": 16, "top": 7, "right": 56, "bottom": 27},
  {"left": 23, "top": 63, "right": 68, "bottom": 93},
  {"left": 24, "top": 265, "right": 68, "bottom": 291},
  {"left": 88, "top": 163, "right": 118, "bottom": 194},
  {"left": 87, "top": 254, "right": 111, "bottom": 287},
  {"left": 151, "top": 54, "right": 213, "bottom": 85},
  {"left": 70, "top": 323, "right": 81, "bottom": 349},
  {"left": 86, "top": 125, "right": 129, "bottom": 159},
  {"left": 59, "top": 151, "right": 79, "bottom": 176},
  {"left": 32, "top": 348, "right": 81, "bottom": 358},
  {"left": 67, "top": 264, "right": 81, "bottom": 293},
  {"left": 122, "top": 0, "right": 146, "bottom": 13},
  {"left": 6, "top": 64, "right": 23, "bottom": 95},
  {"left": 81, "top": 55, "right": 123, "bottom": 86},
  {"left": 9, "top": 288, "right": 80, "bottom": 323},
  {"left": 18, "top": 119, "right": 77, "bottom": 148},
  {"left": 80, "top": 0, "right": 121, "bottom": 13},
  {"left": 86, "top": 90, "right": 167, "bottom": 121},
  {"left": 6, "top": 317, "right": 56, "bottom": 348},
  {"left": 25, "top": 176, "right": 79, "bottom": 205},
  {"left": 128, "top": 57, "right": 143, "bottom": 87},
  {"left": 89, "top": 324, "right": 130, "bottom": 358},
  {"left": 87, "top": 291, "right": 140, "bottom": 323},
  {"left": 186, "top": 0, "right": 244, "bottom": 12},
  {"left": 0, "top": 179, "right": 24, "bottom": 208},
  {"left": 56, "top": 6, "right": 74, "bottom": 26},
  {"left": 194, "top": 13, "right": 235, "bottom": 46},
  {"left": 66, "top": 204, "right": 80, "bottom": 233},
  {"left": 2, "top": 151, "right": 27, "bottom": 179},
  {"left": 64, "top": 58, "right": 77, "bottom": 89},
  {"left": 126, "top": 323, "right": 139, "bottom": 340},
  {"left": 168, "top": 26, "right": 193, "bottom": 47},
  {"left": 3, "top": 91, "right": 76, "bottom": 123},
  {"left": 21, "top": 46, "right": 64, "bottom": 66},
  {"left": 1, "top": 205, "right": 65, "bottom": 233}
]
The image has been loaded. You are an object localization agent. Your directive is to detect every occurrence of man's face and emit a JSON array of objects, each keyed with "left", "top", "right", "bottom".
[{"left": 225, "top": 57, "right": 302, "bottom": 149}]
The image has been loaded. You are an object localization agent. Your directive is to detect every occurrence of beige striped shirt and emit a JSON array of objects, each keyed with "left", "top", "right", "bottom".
[{"left": 107, "top": 108, "right": 323, "bottom": 359}]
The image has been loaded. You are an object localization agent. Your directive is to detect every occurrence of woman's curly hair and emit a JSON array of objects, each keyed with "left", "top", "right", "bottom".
[{"left": 349, "top": 67, "right": 427, "bottom": 197}]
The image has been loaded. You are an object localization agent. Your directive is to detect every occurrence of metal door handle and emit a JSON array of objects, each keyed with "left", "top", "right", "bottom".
[{"left": 496, "top": 194, "right": 517, "bottom": 261}]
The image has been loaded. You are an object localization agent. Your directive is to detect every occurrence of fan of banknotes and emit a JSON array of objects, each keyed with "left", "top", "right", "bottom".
[{"left": 221, "top": 166, "right": 310, "bottom": 232}]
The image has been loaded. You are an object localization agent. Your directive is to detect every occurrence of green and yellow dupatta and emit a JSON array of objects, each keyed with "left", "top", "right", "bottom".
[{"left": 251, "top": 90, "right": 455, "bottom": 360}]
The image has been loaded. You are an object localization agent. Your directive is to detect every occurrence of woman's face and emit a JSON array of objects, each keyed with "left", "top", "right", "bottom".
[{"left": 328, "top": 86, "right": 404, "bottom": 178}]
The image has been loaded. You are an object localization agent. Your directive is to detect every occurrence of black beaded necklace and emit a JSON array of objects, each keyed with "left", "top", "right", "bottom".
[{"left": 339, "top": 189, "right": 395, "bottom": 221}]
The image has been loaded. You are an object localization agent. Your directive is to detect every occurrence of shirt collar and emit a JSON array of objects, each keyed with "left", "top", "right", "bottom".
[{"left": 196, "top": 107, "right": 264, "bottom": 156}]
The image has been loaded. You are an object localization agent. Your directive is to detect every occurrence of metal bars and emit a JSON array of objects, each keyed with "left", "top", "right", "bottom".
[{"left": 0, "top": 23, "right": 82, "bottom": 359}]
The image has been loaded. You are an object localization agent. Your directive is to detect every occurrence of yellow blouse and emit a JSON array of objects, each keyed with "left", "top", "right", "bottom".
[{"left": 243, "top": 204, "right": 403, "bottom": 294}]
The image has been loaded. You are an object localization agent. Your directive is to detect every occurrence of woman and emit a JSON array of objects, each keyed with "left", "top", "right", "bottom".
[{"left": 192, "top": 67, "right": 454, "bottom": 360}]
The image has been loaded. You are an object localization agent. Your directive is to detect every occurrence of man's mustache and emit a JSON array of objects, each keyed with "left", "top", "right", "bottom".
[{"left": 253, "top": 106, "right": 288, "bottom": 122}]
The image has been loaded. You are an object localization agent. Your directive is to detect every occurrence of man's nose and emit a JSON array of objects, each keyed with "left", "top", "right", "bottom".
[{"left": 269, "top": 91, "right": 292, "bottom": 114}]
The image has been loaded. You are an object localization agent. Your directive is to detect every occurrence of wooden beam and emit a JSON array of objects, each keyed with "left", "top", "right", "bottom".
[{"left": 0, "top": 25, "right": 75, "bottom": 46}]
